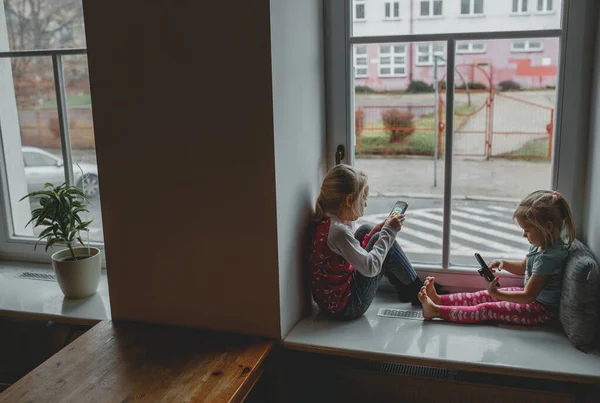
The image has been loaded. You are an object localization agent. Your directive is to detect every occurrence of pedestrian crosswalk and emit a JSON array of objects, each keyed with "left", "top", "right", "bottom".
[{"left": 357, "top": 205, "right": 530, "bottom": 259}]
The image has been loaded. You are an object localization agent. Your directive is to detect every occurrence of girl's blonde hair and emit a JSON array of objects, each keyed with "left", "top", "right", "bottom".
[
  {"left": 314, "top": 164, "right": 368, "bottom": 221},
  {"left": 513, "top": 190, "right": 576, "bottom": 248}
]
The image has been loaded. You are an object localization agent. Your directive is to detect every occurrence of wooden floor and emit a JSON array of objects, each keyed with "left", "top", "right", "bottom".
[{"left": 0, "top": 321, "right": 272, "bottom": 403}]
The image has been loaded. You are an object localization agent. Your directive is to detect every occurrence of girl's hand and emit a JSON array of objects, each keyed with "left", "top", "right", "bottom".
[
  {"left": 369, "top": 220, "right": 386, "bottom": 236},
  {"left": 385, "top": 214, "right": 405, "bottom": 231},
  {"left": 489, "top": 259, "right": 504, "bottom": 273},
  {"left": 486, "top": 276, "right": 500, "bottom": 294}
]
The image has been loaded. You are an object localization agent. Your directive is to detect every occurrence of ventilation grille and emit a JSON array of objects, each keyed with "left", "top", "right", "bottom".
[
  {"left": 377, "top": 308, "right": 423, "bottom": 320},
  {"left": 17, "top": 272, "right": 57, "bottom": 282},
  {"left": 373, "top": 362, "right": 464, "bottom": 381}
]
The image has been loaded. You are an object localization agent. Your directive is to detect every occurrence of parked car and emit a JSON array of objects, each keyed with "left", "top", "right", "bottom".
[{"left": 22, "top": 146, "right": 100, "bottom": 198}]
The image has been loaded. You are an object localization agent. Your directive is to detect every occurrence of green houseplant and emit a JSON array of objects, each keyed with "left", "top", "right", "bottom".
[{"left": 21, "top": 182, "right": 101, "bottom": 299}]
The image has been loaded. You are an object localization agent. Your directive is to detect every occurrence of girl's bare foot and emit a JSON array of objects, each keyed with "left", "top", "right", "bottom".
[
  {"left": 418, "top": 286, "right": 440, "bottom": 320},
  {"left": 424, "top": 276, "right": 442, "bottom": 305}
]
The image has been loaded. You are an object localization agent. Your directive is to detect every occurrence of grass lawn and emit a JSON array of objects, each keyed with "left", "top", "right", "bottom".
[
  {"left": 500, "top": 138, "right": 551, "bottom": 161},
  {"left": 357, "top": 105, "right": 474, "bottom": 156},
  {"left": 39, "top": 94, "right": 91, "bottom": 109}
]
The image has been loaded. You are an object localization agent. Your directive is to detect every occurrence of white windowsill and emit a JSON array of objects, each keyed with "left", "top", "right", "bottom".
[
  {"left": 458, "top": 14, "right": 486, "bottom": 18},
  {"left": 284, "top": 292, "right": 600, "bottom": 383},
  {"left": 510, "top": 13, "right": 532, "bottom": 17},
  {"left": 417, "top": 15, "right": 444, "bottom": 20},
  {"left": 353, "top": 19, "right": 366, "bottom": 23},
  {"left": 0, "top": 260, "right": 111, "bottom": 325},
  {"left": 383, "top": 17, "right": 401, "bottom": 21}
]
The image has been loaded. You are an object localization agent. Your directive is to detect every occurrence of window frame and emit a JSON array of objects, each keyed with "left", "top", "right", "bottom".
[
  {"left": 354, "top": 0, "right": 366, "bottom": 21},
  {"left": 0, "top": 48, "right": 105, "bottom": 263},
  {"left": 510, "top": 39, "right": 544, "bottom": 52},
  {"left": 377, "top": 44, "right": 407, "bottom": 77},
  {"left": 460, "top": 0, "right": 485, "bottom": 16},
  {"left": 456, "top": 41, "right": 487, "bottom": 54},
  {"left": 415, "top": 43, "right": 446, "bottom": 66},
  {"left": 325, "top": 0, "right": 590, "bottom": 282},
  {"left": 535, "top": 0, "right": 555, "bottom": 14},
  {"left": 419, "top": 0, "right": 443, "bottom": 18},
  {"left": 512, "top": 0, "right": 530, "bottom": 15},
  {"left": 384, "top": 1, "right": 401, "bottom": 20},
  {"left": 353, "top": 45, "right": 369, "bottom": 78}
]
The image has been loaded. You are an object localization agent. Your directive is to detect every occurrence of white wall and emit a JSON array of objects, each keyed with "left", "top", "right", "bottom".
[
  {"left": 583, "top": 8, "right": 600, "bottom": 260},
  {"left": 270, "top": 0, "right": 326, "bottom": 338}
]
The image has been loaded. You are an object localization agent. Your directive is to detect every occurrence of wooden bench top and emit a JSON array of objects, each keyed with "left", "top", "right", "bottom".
[{"left": 0, "top": 320, "right": 273, "bottom": 403}]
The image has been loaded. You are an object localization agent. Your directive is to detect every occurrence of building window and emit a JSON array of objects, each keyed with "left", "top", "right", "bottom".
[
  {"left": 512, "top": 0, "right": 529, "bottom": 14},
  {"left": 354, "top": 0, "right": 366, "bottom": 20},
  {"left": 510, "top": 39, "right": 543, "bottom": 52},
  {"left": 354, "top": 45, "right": 369, "bottom": 78},
  {"left": 456, "top": 42, "right": 487, "bottom": 54},
  {"left": 420, "top": 0, "right": 443, "bottom": 17},
  {"left": 378, "top": 45, "right": 407, "bottom": 77},
  {"left": 536, "top": 0, "right": 554, "bottom": 13},
  {"left": 416, "top": 43, "right": 445, "bottom": 66},
  {"left": 384, "top": 1, "right": 400, "bottom": 19},
  {"left": 460, "top": 0, "right": 484, "bottom": 15}
]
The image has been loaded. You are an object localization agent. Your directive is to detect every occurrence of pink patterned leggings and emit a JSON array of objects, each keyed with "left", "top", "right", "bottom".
[{"left": 438, "top": 288, "right": 551, "bottom": 324}]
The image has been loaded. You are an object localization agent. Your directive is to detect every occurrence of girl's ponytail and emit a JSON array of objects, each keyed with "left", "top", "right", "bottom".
[
  {"left": 557, "top": 195, "right": 576, "bottom": 247},
  {"left": 313, "top": 194, "right": 326, "bottom": 221}
]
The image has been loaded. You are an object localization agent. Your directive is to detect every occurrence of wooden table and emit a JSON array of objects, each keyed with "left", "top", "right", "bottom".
[{"left": 0, "top": 321, "right": 273, "bottom": 402}]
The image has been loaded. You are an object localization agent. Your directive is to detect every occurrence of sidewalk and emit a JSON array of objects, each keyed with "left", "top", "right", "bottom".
[{"left": 355, "top": 156, "right": 551, "bottom": 201}]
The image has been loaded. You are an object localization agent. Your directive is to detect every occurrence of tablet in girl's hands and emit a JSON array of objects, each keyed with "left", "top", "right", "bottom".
[{"left": 389, "top": 201, "right": 408, "bottom": 217}]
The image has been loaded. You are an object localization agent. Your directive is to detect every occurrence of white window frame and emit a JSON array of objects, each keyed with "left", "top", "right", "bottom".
[
  {"left": 384, "top": 1, "right": 400, "bottom": 20},
  {"left": 456, "top": 42, "right": 487, "bottom": 54},
  {"left": 354, "top": 0, "right": 366, "bottom": 21},
  {"left": 511, "top": 0, "right": 530, "bottom": 15},
  {"left": 419, "top": 0, "right": 443, "bottom": 18},
  {"left": 535, "top": 0, "right": 555, "bottom": 14},
  {"left": 354, "top": 45, "right": 369, "bottom": 78},
  {"left": 377, "top": 44, "right": 407, "bottom": 77},
  {"left": 415, "top": 43, "right": 446, "bottom": 66},
  {"left": 460, "top": 0, "right": 485, "bottom": 16},
  {"left": 510, "top": 39, "right": 544, "bottom": 52}
]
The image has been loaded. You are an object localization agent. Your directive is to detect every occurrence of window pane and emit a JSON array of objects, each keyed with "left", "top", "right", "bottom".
[
  {"left": 537, "top": 0, "right": 544, "bottom": 11},
  {"left": 354, "top": 41, "right": 447, "bottom": 266},
  {"left": 529, "top": 41, "right": 542, "bottom": 49},
  {"left": 357, "top": 68, "right": 368, "bottom": 76},
  {"left": 356, "top": 4, "right": 365, "bottom": 19},
  {"left": 357, "top": 45, "right": 367, "bottom": 54},
  {"left": 457, "top": 43, "right": 470, "bottom": 51},
  {"left": 461, "top": 0, "right": 470, "bottom": 14},
  {"left": 381, "top": 45, "right": 391, "bottom": 53},
  {"left": 513, "top": 41, "right": 526, "bottom": 49},
  {"left": 450, "top": 38, "right": 559, "bottom": 266},
  {"left": 385, "top": 3, "right": 391, "bottom": 17},
  {"left": 2, "top": 0, "right": 86, "bottom": 51},
  {"left": 547, "top": 0, "right": 553, "bottom": 11},
  {"left": 353, "top": 0, "right": 562, "bottom": 36},
  {"left": 394, "top": 2, "right": 400, "bottom": 17},
  {"left": 381, "top": 56, "right": 391, "bottom": 64},
  {"left": 357, "top": 58, "right": 367, "bottom": 65},
  {"left": 394, "top": 45, "right": 404, "bottom": 53},
  {"left": 62, "top": 55, "right": 103, "bottom": 243},
  {"left": 472, "top": 43, "right": 485, "bottom": 51}
]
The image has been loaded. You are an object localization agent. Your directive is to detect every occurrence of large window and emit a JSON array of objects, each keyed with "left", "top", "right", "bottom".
[
  {"left": 461, "top": 0, "right": 484, "bottom": 15},
  {"left": 330, "top": 0, "right": 568, "bottom": 274},
  {"left": 378, "top": 44, "right": 407, "bottom": 77},
  {"left": 0, "top": 0, "right": 103, "bottom": 260},
  {"left": 420, "top": 0, "right": 443, "bottom": 17}
]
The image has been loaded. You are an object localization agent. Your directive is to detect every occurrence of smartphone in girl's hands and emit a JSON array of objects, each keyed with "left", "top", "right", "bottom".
[{"left": 389, "top": 201, "right": 408, "bottom": 217}]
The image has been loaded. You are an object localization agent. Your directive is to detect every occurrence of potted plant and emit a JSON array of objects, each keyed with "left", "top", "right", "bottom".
[{"left": 21, "top": 182, "right": 101, "bottom": 299}]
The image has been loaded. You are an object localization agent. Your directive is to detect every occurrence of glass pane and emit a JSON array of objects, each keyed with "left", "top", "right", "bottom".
[
  {"left": 352, "top": 0, "right": 562, "bottom": 36},
  {"left": 394, "top": 45, "right": 404, "bottom": 53},
  {"left": 385, "top": 3, "right": 391, "bottom": 17},
  {"left": 537, "top": 0, "right": 544, "bottom": 11},
  {"left": 513, "top": 41, "right": 526, "bottom": 49},
  {"left": 356, "top": 4, "right": 365, "bottom": 19},
  {"left": 473, "top": 43, "right": 485, "bottom": 51},
  {"left": 457, "top": 43, "right": 470, "bottom": 51},
  {"left": 1, "top": 56, "right": 66, "bottom": 237},
  {"left": 354, "top": 41, "right": 447, "bottom": 266},
  {"left": 450, "top": 38, "right": 559, "bottom": 267},
  {"left": 381, "top": 57, "right": 391, "bottom": 64},
  {"left": 418, "top": 55, "right": 430, "bottom": 63},
  {"left": 357, "top": 68, "right": 368, "bottom": 76},
  {"left": 529, "top": 41, "right": 542, "bottom": 49},
  {"left": 63, "top": 54, "right": 103, "bottom": 243},
  {"left": 547, "top": 0, "right": 553, "bottom": 11},
  {"left": 357, "top": 45, "right": 367, "bottom": 54},
  {"left": 394, "top": 2, "right": 400, "bottom": 17},
  {"left": 2, "top": 0, "right": 86, "bottom": 51},
  {"left": 381, "top": 45, "right": 391, "bottom": 53},
  {"left": 434, "top": 0, "right": 443, "bottom": 15},
  {"left": 357, "top": 58, "right": 367, "bottom": 65}
]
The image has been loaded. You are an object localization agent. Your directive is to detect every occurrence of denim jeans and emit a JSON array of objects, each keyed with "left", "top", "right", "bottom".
[{"left": 340, "top": 224, "right": 418, "bottom": 320}]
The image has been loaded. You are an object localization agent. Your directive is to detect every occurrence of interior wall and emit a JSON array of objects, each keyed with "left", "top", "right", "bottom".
[
  {"left": 270, "top": 0, "right": 326, "bottom": 338},
  {"left": 583, "top": 7, "right": 600, "bottom": 260},
  {"left": 82, "top": 0, "right": 281, "bottom": 338}
]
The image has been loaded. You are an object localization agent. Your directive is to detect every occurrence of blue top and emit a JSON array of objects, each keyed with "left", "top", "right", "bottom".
[{"left": 524, "top": 241, "right": 569, "bottom": 307}]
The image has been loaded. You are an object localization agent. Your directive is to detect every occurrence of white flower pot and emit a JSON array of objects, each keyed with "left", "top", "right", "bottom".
[{"left": 51, "top": 247, "right": 101, "bottom": 299}]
